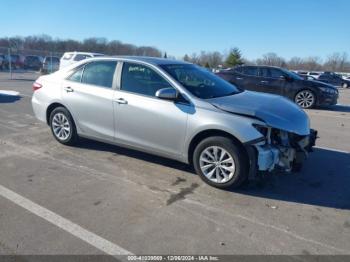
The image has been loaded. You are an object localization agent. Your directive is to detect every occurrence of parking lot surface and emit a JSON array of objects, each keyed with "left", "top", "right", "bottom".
[{"left": 0, "top": 72, "right": 350, "bottom": 256}]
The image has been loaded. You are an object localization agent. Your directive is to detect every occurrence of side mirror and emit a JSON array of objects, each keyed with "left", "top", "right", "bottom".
[
  {"left": 281, "top": 75, "right": 292, "bottom": 82},
  {"left": 155, "top": 88, "right": 178, "bottom": 100}
]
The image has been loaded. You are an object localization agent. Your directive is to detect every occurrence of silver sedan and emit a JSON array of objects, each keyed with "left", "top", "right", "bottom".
[{"left": 32, "top": 57, "right": 317, "bottom": 189}]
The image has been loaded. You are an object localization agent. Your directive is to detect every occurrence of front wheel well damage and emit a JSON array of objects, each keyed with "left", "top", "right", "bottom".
[{"left": 187, "top": 129, "right": 249, "bottom": 166}]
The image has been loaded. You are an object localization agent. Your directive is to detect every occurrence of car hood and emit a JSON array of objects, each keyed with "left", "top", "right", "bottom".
[
  {"left": 207, "top": 91, "right": 310, "bottom": 136},
  {"left": 303, "top": 79, "right": 337, "bottom": 89}
]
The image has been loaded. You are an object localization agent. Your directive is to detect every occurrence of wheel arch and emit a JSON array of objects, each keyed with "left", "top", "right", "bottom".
[
  {"left": 187, "top": 129, "right": 247, "bottom": 165},
  {"left": 46, "top": 102, "right": 68, "bottom": 125},
  {"left": 294, "top": 88, "right": 318, "bottom": 105}
]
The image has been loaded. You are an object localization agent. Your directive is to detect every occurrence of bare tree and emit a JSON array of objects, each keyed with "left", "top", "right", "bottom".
[
  {"left": 303, "top": 56, "right": 322, "bottom": 71},
  {"left": 0, "top": 35, "right": 162, "bottom": 57},
  {"left": 256, "top": 53, "right": 286, "bottom": 67},
  {"left": 288, "top": 57, "right": 304, "bottom": 70},
  {"left": 324, "top": 52, "right": 348, "bottom": 72}
]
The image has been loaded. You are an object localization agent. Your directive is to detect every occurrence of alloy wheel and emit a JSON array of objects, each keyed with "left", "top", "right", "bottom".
[
  {"left": 295, "top": 90, "right": 315, "bottom": 108},
  {"left": 199, "top": 146, "right": 236, "bottom": 184},
  {"left": 52, "top": 113, "right": 71, "bottom": 140}
]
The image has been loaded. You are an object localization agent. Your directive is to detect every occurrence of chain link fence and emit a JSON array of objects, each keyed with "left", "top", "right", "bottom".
[{"left": 0, "top": 46, "right": 63, "bottom": 80}]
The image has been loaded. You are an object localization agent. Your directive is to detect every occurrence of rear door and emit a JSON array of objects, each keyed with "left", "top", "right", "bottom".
[{"left": 62, "top": 60, "right": 117, "bottom": 141}]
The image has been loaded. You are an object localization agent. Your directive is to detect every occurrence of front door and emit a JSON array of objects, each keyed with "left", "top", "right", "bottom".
[
  {"left": 113, "top": 62, "right": 189, "bottom": 158},
  {"left": 257, "top": 67, "right": 286, "bottom": 96}
]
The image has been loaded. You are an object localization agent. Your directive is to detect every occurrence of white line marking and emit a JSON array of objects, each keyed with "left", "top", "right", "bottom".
[
  {"left": 315, "top": 146, "right": 349, "bottom": 154},
  {"left": 0, "top": 184, "right": 133, "bottom": 256}
]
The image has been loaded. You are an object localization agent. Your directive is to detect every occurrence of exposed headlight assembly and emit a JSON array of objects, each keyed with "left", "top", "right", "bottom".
[{"left": 252, "top": 124, "right": 269, "bottom": 137}]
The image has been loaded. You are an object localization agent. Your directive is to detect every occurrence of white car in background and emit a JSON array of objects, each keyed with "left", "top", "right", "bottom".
[
  {"left": 308, "top": 72, "right": 322, "bottom": 79},
  {"left": 296, "top": 71, "right": 322, "bottom": 79},
  {"left": 59, "top": 52, "right": 104, "bottom": 69}
]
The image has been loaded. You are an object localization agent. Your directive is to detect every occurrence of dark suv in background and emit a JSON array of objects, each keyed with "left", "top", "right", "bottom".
[
  {"left": 318, "top": 72, "right": 350, "bottom": 88},
  {"left": 216, "top": 66, "right": 338, "bottom": 109},
  {"left": 24, "top": 55, "right": 43, "bottom": 70}
]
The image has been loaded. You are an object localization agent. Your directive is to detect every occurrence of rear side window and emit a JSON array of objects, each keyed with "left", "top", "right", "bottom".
[
  {"left": 270, "top": 69, "right": 285, "bottom": 78},
  {"left": 260, "top": 68, "right": 284, "bottom": 78},
  {"left": 63, "top": 53, "right": 73, "bottom": 60},
  {"left": 68, "top": 67, "right": 84, "bottom": 82},
  {"left": 121, "top": 62, "right": 172, "bottom": 97},
  {"left": 242, "top": 67, "right": 258, "bottom": 76},
  {"left": 81, "top": 61, "right": 117, "bottom": 88}
]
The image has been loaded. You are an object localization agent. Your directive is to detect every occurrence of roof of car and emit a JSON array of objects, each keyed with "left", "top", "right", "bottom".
[
  {"left": 89, "top": 56, "right": 190, "bottom": 65},
  {"left": 63, "top": 52, "right": 104, "bottom": 55},
  {"left": 236, "top": 65, "right": 284, "bottom": 69}
]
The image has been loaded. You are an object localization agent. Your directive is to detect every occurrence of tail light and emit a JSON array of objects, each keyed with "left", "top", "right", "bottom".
[{"left": 33, "top": 82, "right": 42, "bottom": 91}]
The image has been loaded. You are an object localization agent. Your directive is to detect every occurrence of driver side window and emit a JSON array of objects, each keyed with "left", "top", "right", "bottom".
[{"left": 121, "top": 62, "right": 173, "bottom": 97}]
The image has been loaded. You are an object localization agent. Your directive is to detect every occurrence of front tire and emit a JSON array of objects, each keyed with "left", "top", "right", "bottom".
[
  {"left": 294, "top": 90, "right": 316, "bottom": 109},
  {"left": 49, "top": 107, "right": 78, "bottom": 145},
  {"left": 193, "top": 136, "right": 248, "bottom": 189}
]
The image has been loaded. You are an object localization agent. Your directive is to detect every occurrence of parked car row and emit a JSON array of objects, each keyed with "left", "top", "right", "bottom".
[
  {"left": 318, "top": 72, "right": 350, "bottom": 88},
  {"left": 295, "top": 71, "right": 323, "bottom": 79},
  {"left": 0, "top": 54, "right": 25, "bottom": 69},
  {"left": 0, "top": 51, "right": 106, "bottom": 74},
  {"left": 295, "top": 70, "right": 350, "bottom": 88},
  {"left": 0, "top": 54, "right": 61, "bottom": 73},
  {"left": 216, "top": 65, "right": 339, "bottom": 109}
]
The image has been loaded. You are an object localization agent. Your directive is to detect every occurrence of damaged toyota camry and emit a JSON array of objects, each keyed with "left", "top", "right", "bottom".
[{"left": 32, "top": 57, "right": 317, "bottom": 189}]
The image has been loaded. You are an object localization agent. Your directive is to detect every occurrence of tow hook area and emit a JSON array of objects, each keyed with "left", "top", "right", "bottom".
[
  {"left": 255, "top": 145, "right": 280, "bottom": 171},
  {"left": 251, "top": 129, "right": 318, "bottom": 173}
]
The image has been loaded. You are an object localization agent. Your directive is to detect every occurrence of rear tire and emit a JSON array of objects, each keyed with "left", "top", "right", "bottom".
[
  {"left": 49, "top": 107, "right": 78, "bottom": 146},
  {"left": 193, "top": 136, "right": 249, "bottom": 189}
]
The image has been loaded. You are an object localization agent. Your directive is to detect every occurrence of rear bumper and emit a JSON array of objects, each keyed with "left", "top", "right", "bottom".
[{"left": 31, "top": 95, "right": 47, "bottom": 123}]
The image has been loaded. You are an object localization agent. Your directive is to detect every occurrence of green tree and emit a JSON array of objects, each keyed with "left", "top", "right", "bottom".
[
  {"left": 204, "top": 62, "right": 210, "bottom": 68},
  {"left": 225, "top": 48, "right": 244, "bottom": 67},
  {"left": 183, "top": 54, "right": 190, "bottom": 62}
]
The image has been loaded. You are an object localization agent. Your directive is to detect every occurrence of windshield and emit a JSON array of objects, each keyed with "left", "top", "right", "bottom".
[
  {"left": 281, "top": 68, "right": 303, "bottom": 80},
  {"left": 160, "top": 64, "right": 240, "bottom": 99}
]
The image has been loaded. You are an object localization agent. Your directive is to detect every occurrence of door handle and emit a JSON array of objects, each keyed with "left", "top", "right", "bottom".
[
  {"left": 260, "top": 81, "right": 269, "bottom": 84},
  {"left": 236, "top": 77, "right": 243, "bottom": 80},
  {"left": 64, "top": 86, "right": 74, "bottom": 92},
  {"left": 114, "top": 98, "right": 128, "bottom": 104}
]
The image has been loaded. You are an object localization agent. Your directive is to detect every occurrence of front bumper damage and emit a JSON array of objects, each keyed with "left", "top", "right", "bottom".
[{"left": 247, "top": 128, "right": 317, "bottom": 175}]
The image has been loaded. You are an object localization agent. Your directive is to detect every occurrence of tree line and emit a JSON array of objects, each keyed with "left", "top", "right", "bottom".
[
  {"left": 0, "top": 35, "right": 162, "bottom": 57},
  {"left": 183, "top": 48, "right": 350, "bottom": 73},
  {"left": 1, "top": 35, "right": 349, "bottom": 72}
]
